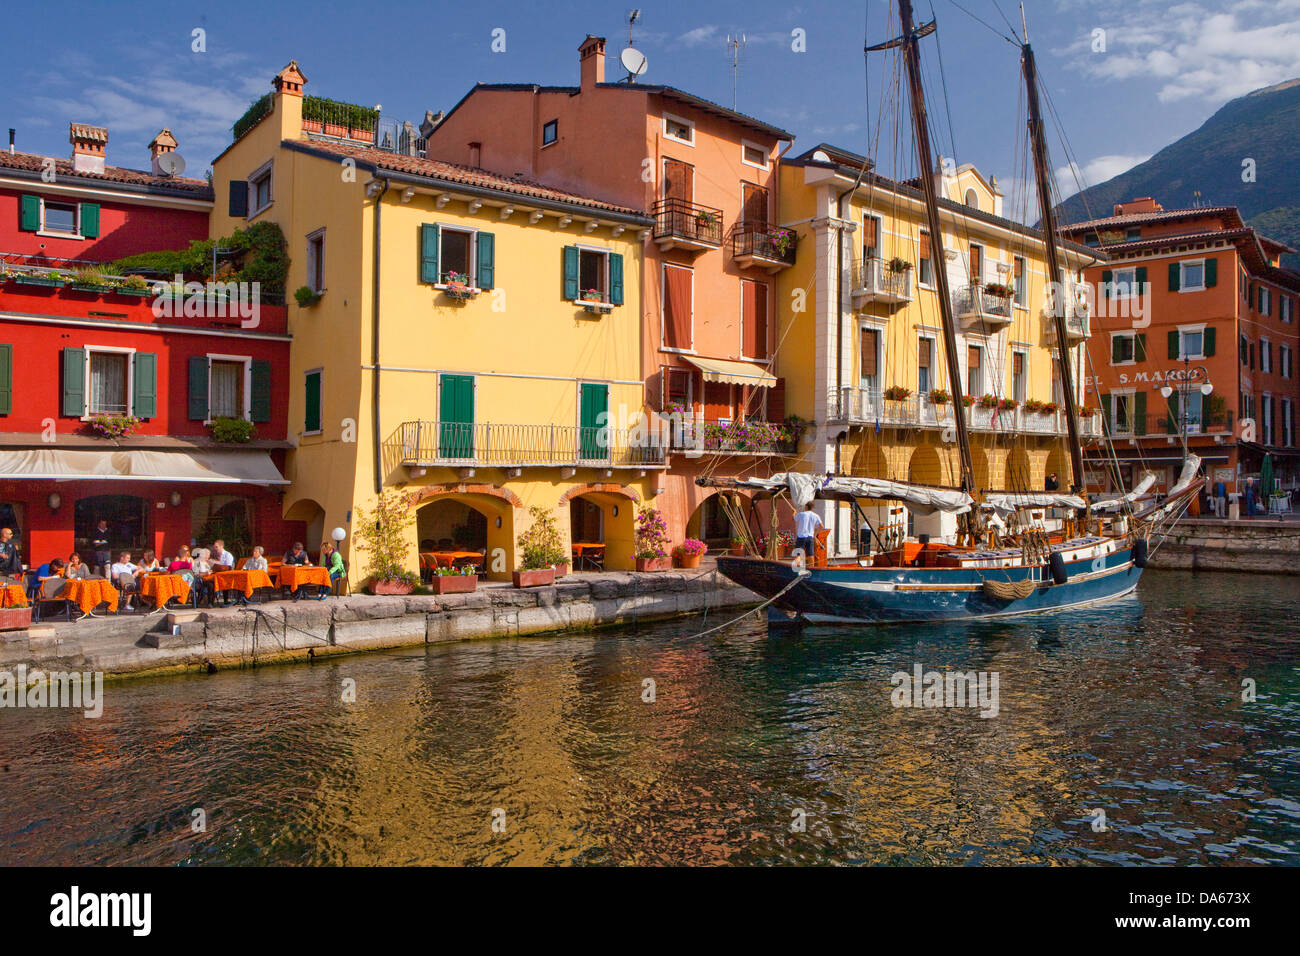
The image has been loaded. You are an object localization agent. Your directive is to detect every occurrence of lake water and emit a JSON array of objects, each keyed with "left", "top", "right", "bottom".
[{"left": 1, "top": 569, "right": 1297, "bottom": 865}]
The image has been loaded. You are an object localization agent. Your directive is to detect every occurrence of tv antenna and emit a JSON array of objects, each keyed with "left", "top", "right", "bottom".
[
  {"left": 726, "top": 33, "right": 747, "bottom": 109},
  {"left": 621, "top": 9, "right": 648, "bottom": 84}
]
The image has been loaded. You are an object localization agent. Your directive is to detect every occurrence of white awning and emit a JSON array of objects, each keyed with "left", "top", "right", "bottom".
[
  {"left": 684, "top": 356, "right": 777, "bottom": 387},
  {"left": 0, "top": 448, "right": 289, "bottom": 484}
]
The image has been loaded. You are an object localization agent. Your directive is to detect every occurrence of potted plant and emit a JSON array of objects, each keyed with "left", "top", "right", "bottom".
[
  {"left": 432, "top": 564, "right": 478, "bottom": 594},
  {"left": 116, "top": 274, "right": 153, "bottom": 297},
  {"left": 578, "top": 287, "right": 612, "bottom": 314},
  {"left": 514, "top": 506, "right": 564, "bottom": 587},
  {"left": 728, "top": 537, "right": 746, "bottom": 556},
  {"left": 209, "top": 416, "right": 256, "bottom": 443},
  {"left": 998, "top": 397, "right": 1019, "bottom": 411},
  {"left": 1023, "top": 398, "right": 1044, "bottom": 414},
  {"left": 695, "top": 209, "right": 718, "bottom": 229},
  {"left": 979, "top": 393, "right": 999, "bottom": 409},
  {"left": 354, "top": 489, "right": 418, "bottom": 594},
  {"left": 769, "top": 228, "right": 795, "bottom": 257},
  {"left": 442, "top": 271, "right": 476, "bottom": 301},
  {"left": 70, "top": 266, "right": 113, "bottom": 293},
  {"left": 884, "top": 385, "right": 911, "bottom": 402},
  {"left": 294, "top": 285, "right": 322, "bottom": 307},
  {"left": 1041, "top": 401, "right": 1060, "bottom": 414},
  {"left": 756, "top": 530, "right": 795, "bottom": 558},
  {"left": 16, "top": 269, "right": 68, "bottom": 288},
  {"left": 928, "top": 389, "right": 951, "bottom": 405},
  {"left": 886, "top": 257, "right": 913, "bottom": 273},
  {"left": 634, "top": 506, "right": 671, "bottom": 572},
  {"left": 88, "top": 414, "right": 142, "bottom": 439},
  {"left": 960, "top": 395, "right": 976, "bottom": 408},
  {"left": 984, "top": 281, "right": 1013, "bottom": 299},
  {"left": 672, "top": 537, "right": 707, "bottom": 569}
]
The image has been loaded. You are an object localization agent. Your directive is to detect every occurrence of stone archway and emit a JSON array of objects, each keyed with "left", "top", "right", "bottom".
[
  {"left": 409, "top": 485, "right": 518, "bottom": 580},
  {"left": 1006, "top": 446, "right": 1032, "bottom": 491},
  {"left": 559, "top": 483, "right": 639, "bottom": 570}
]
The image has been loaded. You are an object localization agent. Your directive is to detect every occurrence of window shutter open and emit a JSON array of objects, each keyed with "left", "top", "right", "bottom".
[
  {"left": 62, "top": 348, "right": 86, "bottom": 417},
  {"left": 304, "top": 370, "right": 322, "bottom": 433},
  {"left": 420, "top": 223, "right": 440, "bottom": 283},
  {"left": 1168, "top": 329, "right": 1179, "bottom": 359},
  {"left": 188, "top": 355, "right": 209, "bottom": 421},
  {"left": 1204, "top": 327, "right": 1216, "bottom": 357},
  {"left": 475, "top": 231, "right": 495, "bottom": 290},
  {"left": 562, "top": 245, "right": 579, "bottom": 300},
  {"left": 1134, "top": 391, "right": 1147, "bottom": 433},
  {"left": 0, "top": 344, "right": 11, "bottom": 415},
  {"left": 1166, "top": 392, "right": 1179, "bottom": 433},
  {"left": 860, "top": 329, "right": 878, "bottom": 376},
  {"left": 80, "top": 202, "right": 100, "bottom": 239},
  {"left": 20, "top": 194, "right": 40, "bottom": 231},
  {"left": 1135, "top": 266, "right": 1147, "bottom": 288},
  {"left": 228, "top": 181, "right": 248, "bottom": 218},
  {"left": 132, "top": 352, "right": 157, "bottom": 419},
  {"left": 768, "top": 378, "right": 786, "bottom": 420},
  {"left": 1100, "top": 393, "right": 1112, "bottom": 433},
  {"left": 1112, "top": 336, "right": 1123, "bottom": 363},
  {"left": 920, "top": 338, "right": 933, "bottom": 368},
  {"left": 1136, "top": 332, "right": 1147, "bottom": 362},
  {"left": 609, "top": 253, "right": 624, "bottom": 306},
  {"left": 251, "top": 360, "right": 272, "bottom": 423},
  {"left": 1205, "top": 257, "right": 1217, "bottom": 287},
  {"left": 919, "top": 230, "right": 931, "bottom": 262},
  {"left": 1168, "top": 262, "right": 1180, "bottom": 292}
]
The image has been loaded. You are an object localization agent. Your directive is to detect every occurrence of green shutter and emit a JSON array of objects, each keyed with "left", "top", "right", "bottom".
[
  {"left": 1204, "top": 327, "right": 1216, "bottom": 357},
  {"left": 579, "top": 382, "right": 609, "bottom": 459},
  {"left": 250, "top": 360, "right": 272, "bottom": 423},
  {"left": 475, "top": 231, "right": 495, "bottom": 290},
  {"left": 1168, "top": 262, "right": 1180, "bottom": 292},
  {"left": 0, "top": 344, "right": 11, "bottom": 415},
  {"left": 439, "top": 374, "right": 474, "bottom": 458},
  {"left": 132, "top": 352, "right": 156, "bottom": 419},
  {"left": 188, "top": 355, "right": 209, "bottom": 421},
  {"left": 562, "top": 245, "right": 579, "bottom": 300},
  {"left": 62, "top": 348, "right": 85, "bottom": 417},
  {"left": 1136, "top": 332, "right": 1147, "bottom": 362},
  {"left": 1135, "top": 266, "right": 1147, "bottom": 289},
  {"left": 20, "top": 195, "right": 40, "bottom": 231},
  {"left": 1111, "top": 335, "right": 1123, "bottom": 363},
  {"left": 1134, "top": 391, "right": 1147, "bottom": 436},
  {"left": 419, "top": 223, "right": 440, "bottom": 284},
  {"left": 304, "top": 370, "right": 322, "bottom": 432},
  {"left": 1100, "top": 393, "right": 1112, "bottom": 434},
  {"left": 1101, "top": 269, "right": 1113, "bottom": 297},
  {"left": 1205, "top": 257, "right": 1217, "bottom": 288},
  {"left": 1168, "top": 329, "right": 1180, "bottom": 359},
  {"left": 1166, "top": 392, "right": 1179, "bottom": 434},
  {"left": 79, "top": 202, "right": 100, "bottom": 239},
  {"left": 609, "top": 253, "right": 624, "bottom": 306}
]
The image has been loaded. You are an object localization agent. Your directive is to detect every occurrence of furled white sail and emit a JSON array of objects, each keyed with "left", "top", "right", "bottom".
[
  {"left": 737, "top": 472, "right": 975, "bottom": 515},
  {"left": 1088, "top": 471, "right": 1157, "bottom": 514},
  {"left": 985, "top": 491, "right": 1087, "bottom": 515}
]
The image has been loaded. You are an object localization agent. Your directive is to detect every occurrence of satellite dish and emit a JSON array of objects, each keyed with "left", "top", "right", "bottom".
[
  {"left": 620, "top": 47, "right": 648, "bottom": 79},
  {"left": 157, "top": 152, "right": 186, "bottom": 177}
]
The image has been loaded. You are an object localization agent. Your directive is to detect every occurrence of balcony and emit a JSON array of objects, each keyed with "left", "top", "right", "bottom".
[
  {"left": 651, "top": 199, "right": 724, "bottom": 253},
  {"left": 830, "top": 387, "right": 1104, "bottom": 438},
  {"left": 1043, "top": 292, "right": 1090, "bottom": 345},
  {"left": 852, "top": 258, "right": 914, "bottom": 308},
  {"left": 730, "top": 222, "right": 796, "bottom": 272},
  {"left": 954, "top": 285, "right": 1013, "bottom": 330},
  {"left": 1107, "top": 410, "right": 1235, "bottom": 440},
  {"left": 665, "top": 417, "right": 801, "bottom": 456},
  {"left": 395, "top": 421, "right": 666, "bottom": 471}
]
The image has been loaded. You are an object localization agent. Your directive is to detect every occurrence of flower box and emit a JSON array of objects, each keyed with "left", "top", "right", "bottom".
[
  {"left": 432, "top": 574, "right": 477, "bottom": 594},
  {"left": 579, "top": 300, "right": 613, "bottom": 314},
  {"left": 113, "top": 287, "right": 154, "bottom": 298},
  {"left": 635, "top": 556, "right": 672, "bottom": 573},
  {"left": 0, "top": 606, "right": 32, "bottom": 631},
  {"left": 302, "top": 118, "right": 324, "bottom": 133},
  {"left": 323, "top": 122, "right": 348, "bottom": 138},
  {"left": 70, "top": 282, "right": 112, "bottom": 294},
  {"left": 553, "top": 561, "right": 569, "bottom": 578},
  {"left": 513, "top": 567, "right": 556, "bottom": 588},
  {"left": 14, "top": 274, "right": 66, "bottom": 288},
  {"left": 349, "top": 127, "right": 375, "bottom": 143},
  {"left": 372, "top": 578, "right": 415, "bottom": 595}
]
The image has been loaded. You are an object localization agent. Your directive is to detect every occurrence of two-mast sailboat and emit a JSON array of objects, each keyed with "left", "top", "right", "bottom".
[{"left": 704, "top": 0, "right": 1202, "bottom": 624}]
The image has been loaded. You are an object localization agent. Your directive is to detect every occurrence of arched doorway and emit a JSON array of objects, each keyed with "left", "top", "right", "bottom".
[
  {"left": 411, "top": 490, "right": 515, "bottom": 580},
  {"left": 284, "top": 497, "right": 326, "bottom": 558},
  {"left": 908, "top": 445, "right": 943, "bottom": 485},
  {"left": 686, "top": 492, "right": 736, "bottom": 549},
  {"left": 1045, "top": 445, "right": 1070, "bottom": 491},
  {"left": 850, "top": 436, "right": 890, "bottom": 479},
  {"left": 971, "top": 447, "right": 991, "bottom": 493},
  {"left": 560, "top": 485, "right": 638, "bottom": 571}
]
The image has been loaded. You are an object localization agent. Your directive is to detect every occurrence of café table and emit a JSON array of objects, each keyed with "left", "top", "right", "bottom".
[
  {"left": 139, "top": 573, "right": 192, "bottom": 612},
  {"left": 64, "top": 578, "right": 120, "bottom": 619},
  {"left": 430, "top": 551, "right": 483, "bottom": 569},
  {"left": 208, "top": 569, "right": 274, "bottom": 602},
  {"left": 1, "top": 583, "right": 29, "bottom": 608},
  {"left": 277, "top": 565, "right": 332, "bottom": 596},
  {"left": 571, "top": 543, "right": 606, "bottom": 571}
]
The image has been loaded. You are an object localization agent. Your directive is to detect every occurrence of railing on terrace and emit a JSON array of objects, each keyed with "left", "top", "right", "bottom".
[
  {"left": 831, "top": 387, "right": 1104, "bottom": 438},
  {"left": 374, "top": 117, "right": 426, "bottom": 157},
  {"left": 953, "top": 285, "right": 1013, "bottom": 323},
  {"left": 0, "top": 261, "right": 285, "bottom": 307},
  {"left": 1107, "top": 411, "right": 1235, "bottom": 439},
  {"left": 665, "top": 417, "right": 800, "bottom": 455},
  {"left": 852, "top": 257, "right": 913, "bottom": 305},
  {"left": 651, "top": 199, "right": 724, "bottom": 248},
  {"left": 729, "top": 222, "right": 796, "bottom": 268},
  {"left": 396, "top": 421, "right": 666, "bottom": 468}
]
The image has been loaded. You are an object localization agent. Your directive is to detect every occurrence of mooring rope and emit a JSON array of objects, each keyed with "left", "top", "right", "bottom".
[{"left": 677, "top": 569, "right": 812, "bottom": 641}]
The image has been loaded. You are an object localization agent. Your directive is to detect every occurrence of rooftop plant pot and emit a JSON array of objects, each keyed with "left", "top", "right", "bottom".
[
  {"left": 371, "top": 578, "right": 414, "bottom": 595},
  {"left": 14, "top": 275, "right": 66, "bottom": 288},
  {"left": 635, "top": 556, "right": 672, "bottom": 573},
  {"left": 513, "top": 567, "right": 555, "bottom": 588},
  {"left": 113, "top": 287, "right": 154, "bottom": 298},
  {"left": 433, "top": 574, "right": 477, "bottom": 594}
]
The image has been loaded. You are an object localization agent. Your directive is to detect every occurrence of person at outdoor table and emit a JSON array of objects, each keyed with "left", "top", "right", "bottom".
[
  {"left": 210, "top": 539, "right": 236, "bottom": 572},
  {"left": 168, "top": 545, "right": 193, "bottom": 572},
  {"left": 90, "top": 519, "right": 112, "bottom": 573},
  {"left": 322, "top": 542, "right": 345, "bottom": 587},
  {"left": 245, "top": 546, "right": 269, "bottom": 572},
  {"left": 26, "top": 558, "right": 63, "bottom": 598},
  {"left": 190, "top": 548, "right": 215, "bottom": 606},
  {"left": 0, "top": 527, "right": 22, "bottom": 577},
  {"left": 137, "top": 550, "right": 161, "bottom": 575},
  {"left": 65, "top": 553, "right": 90, "bottom": 580},
  {"left": 110, "top": 552, "right": 140, "bottom": 609},
  {"left": 282, "top": 542, "right": 311, "bottom": 566}
]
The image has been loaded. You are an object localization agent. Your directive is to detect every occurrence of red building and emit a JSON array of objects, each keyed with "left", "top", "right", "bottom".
[{"left": 0, "top": 123, "right": 301, "bottom": 568}]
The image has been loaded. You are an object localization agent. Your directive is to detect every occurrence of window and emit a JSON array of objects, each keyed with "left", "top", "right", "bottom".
[
  {"left": 1282, "top": 344, "right": 1292, "bottom": 379},
  {"left": 1126, "top": 227, "right": 1141, "bottom": 240},
  {"left": 1109, "top": 266, "right": 1137, "bottom": 297},
  {"left": 663, "top": 113, "right": 694, "bottom": 146},
  {"left": 1112, "top": 392, "right": 1136, "bottom": 434},
  {"left": 1013, "top": 256, "right": 1027, "bottom": 306},
  {"left": 249, "top": 162, "right": 272, "bottom": 216},
  {"left": 1283, "top": 296, "right": 1294, "bottom": 323},
  {"left": 1175, "top": 389, "right": 1204, "bottom": 434},
  {"left": 1111, "top": 331, "right": 1137, "bottom": 365},
  {"left": 88, "top": 350, "right": 130, "bottom": 415},
  {"left": 967, "top": 345, "right": 983, "bottom": 397},
  {"left": 860, "top": 327, "right": 880, "bottom": 394},
  {"left": 1284, "top": 398, "right": 1294, "bottom": 446},
  {"left": 1262, "top": 393, "right": 1273, "bottom": 444},
  {"left": 1179, "top": 327, "right": 1204, "bottom": 360},
  {"left": 741, "top": 279, "right": 769, "bottom": 360},
  {"left": 306, "top": 229, "right": 325, "bottom": 293},
  {"left": 1180, "top": 259, "right": 1206, "bottom": 291},
  {"left": 964, "top": 189, "right": 978, "bottom": 209},
  {"left": 919, "top": 230, "right": 933, "bottom": 286},
  {"left": 1083, "top": 232, "right": 1099, "bottom": 247},
  {"left": 304, "top": 369, "right": 322, "bottom": 434},
  {"left": 1241, "top": 334, "right": 1250, "bottom": 367},
  {"left": 20, "top": 195, "right": 98, "bottom": 238},
  {"left": 1261, "top": 338, "right": 1272, "bottom": 374},
  {"left": 1259, "top": 286, "right": 1272, "bottom": 315},
  {"left": 579, "top": 249, "right": 608, "bottom": 302},
  {"left": 208, "top": 358, "right": 249, "bottom": 420},
  {"left": 43, "top": 201, "right": 79, "bottom": 236},
  {"left": 662, "top": 264, "right": 693, "bottom": 351},
  {"left": 440, "top": 227, "right": 473, "bottom": 284},
  {"left": 742, "top": 140, "right": 768, "bottom": 169},
  {"left": 918, "top": 336, "right": 934, "bottom": 396},
  {"left": 863, "top": 214, "right": 881, "bottom": 262},
  {"left": 663, "top": 367, "right": 693, "bottom": 412},
  {"left": 542, "top": 119, "right": 558, "bottom": 146},
  {"left": 969, "top": 243, "right": 983, "bottom": 286},
  {"left": 1012, "top": 350, "right": 1027, "bottom": 403}
]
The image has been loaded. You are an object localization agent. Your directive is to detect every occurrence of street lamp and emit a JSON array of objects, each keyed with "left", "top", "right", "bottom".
[{"left": 1159, "top": 358, "right": 1212, "bottom": 455}]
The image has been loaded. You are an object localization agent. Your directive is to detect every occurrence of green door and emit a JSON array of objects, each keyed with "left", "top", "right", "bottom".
[
  {"left": 439, "top": 374, "right": 474, "bottom": 459},
  {"left": 579, "top": 383, "right": 609, "bottom": 461}
]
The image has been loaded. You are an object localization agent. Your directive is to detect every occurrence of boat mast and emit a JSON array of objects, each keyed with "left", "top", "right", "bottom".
[
  {"left": 890, "top": 0, "right": 977, "bottom": 499},
  {"left": 1021, "top": 40, "right": 1086, "bottom": 494}
]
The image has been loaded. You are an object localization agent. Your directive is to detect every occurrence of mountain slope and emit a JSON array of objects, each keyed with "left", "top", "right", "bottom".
[{"left": 1057, "top": 79, "right": 1300, "bottom": 268}]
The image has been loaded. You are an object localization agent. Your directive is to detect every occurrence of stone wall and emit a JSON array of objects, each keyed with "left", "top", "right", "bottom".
[{"left": 1148, "top": 518, "right": 1300, "bottom": 574}]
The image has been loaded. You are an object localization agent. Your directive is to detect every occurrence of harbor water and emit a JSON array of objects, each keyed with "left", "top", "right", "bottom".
[{"left": 1, "top": 570, "right": 1297, "bottom": 865}]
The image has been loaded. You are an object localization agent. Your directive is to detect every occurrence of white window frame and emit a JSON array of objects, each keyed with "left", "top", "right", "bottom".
[
  {"left": 81, "top": 345, "right": 136, "bottom": 420},
  {"left": 660, "top": 263, "right": 695, "bottom": 354},
  {"left": 966, "top": 344, "right": 985, "bottom": 398},
  {"left": 1282, "top": 344, "right": 1292, "bottom": 380},
  {"left": 435, "top": 224, "right": 479, "bottom": 291},
  {"left": 1178, "top": 323, "right": 1207, "bottom": 360},
  {"left": 859, "top": 319, "right": 886, "bottom": 397},
  {"left": 1109, "top": 266, "right": 1137, "bottom": 298},
  {"left": 1261, "top": 336, "right": 1272, "bottom": 374},
  {"left": 918, "top": 229, "right": 934, "bottom": 288},
  {"left": 1260, "top": 287, "right": 1272, "bottom": 315},
  {"left": 1110, "top": 330, "right": 1138, "bottom": 366},
  {"left": 204, "top": 353, "right": 253, "bottom": 423},
  {"left": 1012, "top": 255, "right": 1028, "bottom": 307},
  {"left": 662, "top": 112, "right": 695, "bottom": 147},
  {"left": 1012, "top": 348, "right": 1028, "bottom": 403},
  {"left": 305, "top": 228, "right": 326, "bottom": 294},
  {"left": 917, "top": 333, "right": 938, "bottom": 397},
  {"left": 1111, "top": 388, "right": 1137, "bottom": 435},
  {"left": 575, "top": 245, "right": 612, "bottom": 304},
  {"left": 38, "top": 198, "right": 83, "bottom": 240},
  {"left": 303, "top": 366, "right": 324, "bottom": 437},
  {"left": 741, "top": 139, "right": 769, "bottom": 170},
  {"left": 968, "top": 242, "right": 984, "bottom": 286},
  {"left": 1263, "top": 391, "right": 1273, "bottom": 444},
  {"left": 248, "top": 160, "right": 273, "bottom": 218},
  {"left": 1282, "top": 296, "right": 1294, "bottom": 323},
  {"left": 1178, "top": 258, "right": 1206, "bottom": 292}
]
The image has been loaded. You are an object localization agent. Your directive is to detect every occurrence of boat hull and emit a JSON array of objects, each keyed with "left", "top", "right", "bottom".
[{"left": 719, "top": 546, "right": 1141, "bottom": 625}]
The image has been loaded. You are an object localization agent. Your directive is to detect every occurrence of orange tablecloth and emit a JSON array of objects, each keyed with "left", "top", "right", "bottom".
[
  {"left": 430, "top": 551, "right": 482, "bottom": 569},
  {"left": 64, "top": 579, "right": 119, "bottom": 615},
  {"left": 277, "top": 565, "right": 331, "bottom": 589},
  {"left": 209, "top": 569, "right": 274, "bottom": 597},
  {"left": 140, "top": 574, "right": 191, "bottom": 608},
  {"left": 1, "top": 583, "right": 28, "bottom": 608}
]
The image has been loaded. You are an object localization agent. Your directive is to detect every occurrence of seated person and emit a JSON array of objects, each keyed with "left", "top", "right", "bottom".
[
  {"left": 136, "top": 550, "right": 161, "bottom": 575},
  {"left": 282, "top": 542, "right": 311, "bottom": 566},
  {"left": 190, "top": 548, "right": 215, "bottom": 605},
  {"left": 110, "top": 552, "right": 140, "bottom": 608},
  {"left": 210, "top": 539, "right": 236, "bottom": 572},
  {"left": 64, "top": 552, "right": 91, "bottom": 580},
  {"left": 245, "top": 546, "right": 269, "bottom": 572},
  {"left": 321, "top": 542, "right": 345, "bottom": 595},
  {"left": 0, "top": 527, "right": 22, "bottom": 577},
  {"left": 26, "top": 557, "right": 64, "bottom": 597},
  {"left": 167, "top": 546, "right": 193, "bottom": 573}
]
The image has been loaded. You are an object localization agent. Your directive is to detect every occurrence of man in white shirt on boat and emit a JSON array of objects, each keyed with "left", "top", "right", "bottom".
[{"left": 794, "top": 502, "right": 823, "bottom": 559}]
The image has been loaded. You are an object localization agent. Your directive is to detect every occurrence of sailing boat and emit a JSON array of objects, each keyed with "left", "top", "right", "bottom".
[{"left": 705, "top": 0, "right": 1203, "bottom": 624}]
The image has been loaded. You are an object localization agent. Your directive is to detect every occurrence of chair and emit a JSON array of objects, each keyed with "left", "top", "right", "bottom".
[
  {"left": 33, "top": 577, "right": 71, "bottom": 622},
  {"left": 332, "top": 560, "right": 351, "bottom": 597},
  {"left": 117, "top": 572, "right": 139, "bottom": 612}
]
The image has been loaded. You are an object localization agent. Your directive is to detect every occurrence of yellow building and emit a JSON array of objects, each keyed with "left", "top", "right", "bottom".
[
  {"left": 209, "top": 63, "right": 658, "bottom": 582},
  {"left": 776, "top": 144, "right": 1104, "bottom": 549}
]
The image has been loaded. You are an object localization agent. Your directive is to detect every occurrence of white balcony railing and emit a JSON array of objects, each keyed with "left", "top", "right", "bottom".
[
  {"left": 852, "top": 258, "right": 913, "bottom": 307},
  {"left": 830, "top": 387, "right": 1103, "bottom": 438}
]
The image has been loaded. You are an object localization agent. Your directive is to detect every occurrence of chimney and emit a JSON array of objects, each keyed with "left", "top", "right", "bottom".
[
  {"left": 272, "top": 60, "right": 306, "bottom": 97},
  {"left": 468, "top": 141, "right": 482, "bottom": 168},
  {"left": 148, "top": 128, "right": 179, "bottom": 176},
  {"left": 419, "top": 109, "right": 444, "bottom": 140},
  {"left": 7, "top": 129, "right": 14, "bottom": 155},
  {"left": 70, "top": 123, "right": 107, "bottom": 175},
  {"left": 579, "top": 35, "right": 606, "bottom": 89},
  {"left": 1113, "top": 196, "right": 1163, "bottom": 217}
]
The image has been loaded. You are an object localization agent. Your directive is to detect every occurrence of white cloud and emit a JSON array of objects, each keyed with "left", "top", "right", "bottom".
[{"left": 1056, "top": 154, "right": 1151, "bottom": 197}]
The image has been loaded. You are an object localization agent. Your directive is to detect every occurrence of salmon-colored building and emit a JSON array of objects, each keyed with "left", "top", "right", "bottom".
[
  {"left": 1061, "top": 197, "right": 1300, "bottom": 497},
  {"left": 422, "top": 35, "right": 803, "bottom": 541}
]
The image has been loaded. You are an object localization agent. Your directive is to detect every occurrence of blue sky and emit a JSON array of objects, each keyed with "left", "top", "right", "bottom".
[{"left": 9, "top": 0, "right": 1300, "bottom": 214}]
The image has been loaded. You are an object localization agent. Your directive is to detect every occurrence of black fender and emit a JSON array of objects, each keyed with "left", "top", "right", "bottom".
[
  {"left": 1132, "top": 538, "right": 1149, "bottom": 568},
  {"left": 1049, "top": 551, "right": 1068, "bottom": 584}
]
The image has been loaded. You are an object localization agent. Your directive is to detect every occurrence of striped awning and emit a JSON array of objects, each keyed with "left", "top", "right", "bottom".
[
  {"left": 0, "top": 448, "right": 289, "bottom": 484},
  {"left": 684, "top": 356, "right": 777, "bottom": 387}
]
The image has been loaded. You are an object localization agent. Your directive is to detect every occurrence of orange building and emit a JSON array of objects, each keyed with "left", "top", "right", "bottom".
[
  {"left": 422, "top": 34, "right": 803, "bottom": 541},
  {"left": 1061, "top": 197, "right": 1300, "bottom": 498}
]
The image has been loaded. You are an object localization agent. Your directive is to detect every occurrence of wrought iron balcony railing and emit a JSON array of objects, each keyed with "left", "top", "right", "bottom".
[
  {"left": 954, "top": 285, "right": 1013, "bottom": 327},
  {"left": 830, "top": 387, "right": 1104, "bottom": 438},
  {"left": 664, "top": 416, "right": 800, "bottom": 455},
  {"left": 852, "top": 257, "right": 913, "bottom": 307},
  {"left": 651, "top": 198, "right": 724, "bottom": 249},
  {"left": 396, "top": 421, "right": 666, "bottom": 468},
  {"left": 730, "top": 222, "right": 796, "bottom": 269}
]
